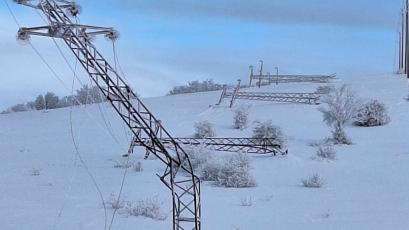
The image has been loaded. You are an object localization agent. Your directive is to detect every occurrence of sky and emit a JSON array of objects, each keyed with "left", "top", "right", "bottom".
[{"left": 0, "top": 0, "right": 405, "bottom": 110}]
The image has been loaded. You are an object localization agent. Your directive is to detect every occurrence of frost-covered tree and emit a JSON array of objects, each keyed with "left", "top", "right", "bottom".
[
  {"left": 354, "top": 100, "right": 390, "bottom": 127},
  {"left": 44, "top": 92, "right": 59, "bottom": 109},
  {"left": 318, "top": 84, "right": 360, "bottom": 145},
  {"left": 168, "top": 79, "right": 224, "bottom": 95},
  {"left": 252, "top": 120, "right": 286, "bottom": 147},
  {"left": 34, "top": 95, "right": 45, "bottom": 110},
  {"left": 194, "top": 121, "right": 216, "bottom": 138},
  {"left": 234, "top": 106, "right": 250, "bottom": 130}
]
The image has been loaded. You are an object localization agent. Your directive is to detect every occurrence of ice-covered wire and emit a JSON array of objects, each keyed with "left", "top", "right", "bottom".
[{"left": 2, "top": 3, "right": 109, "bottom": 229}]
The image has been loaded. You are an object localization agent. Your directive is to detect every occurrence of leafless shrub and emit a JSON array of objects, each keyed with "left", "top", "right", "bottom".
[
  {"left": 107, "top": 193, "right": 125, "bottom": 210},
  {"left": 318, "top": 84, "right": 360, "bottom": 145},
  {"left": 315, "top": 85, "right": 335, "bottom": 94},
  {"left": 322, "top": 209, "right": 331, "bottom": 219},
  {"left": 234, "top": 106, "right": 250, "bottom": 130},
  {"left": 316, "top": 146, "right": 337, "bottom": 161},
  {"left": 302, "top": 173, "right": 325, "bottom": 188},
  {"left": 215, "top": 153, "right": 256, "bottom": 188},
  {"left": 194, "top": 121, "right": 216, "bottom": 138},
  {"left": 183, "top": 147, "right": 256, "bottom": 187},
  {"left": 113, "top": 159, "right": 134, "bottom": 169},
  {"left": 29, "top": 168, "right": 41, "bottom": 176},
  {"left": 125, "top": 197, "right": 167, "bottom": 221},
  {"left": 252, "top": 120, "right": 286, "bottom": 147},
  {"left": 133, "top": 161, "right": 143, "bottom": 172},
  {"left": 354, "top": 99, "right": 390, "bottom": 127},
  {"left": 240, "top": 196, "right": 254, "bottom": 207}
]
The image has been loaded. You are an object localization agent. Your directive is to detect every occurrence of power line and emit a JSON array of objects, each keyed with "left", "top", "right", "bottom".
[{"left": 2, "top": 1, "right": 110, "bottom": 229}]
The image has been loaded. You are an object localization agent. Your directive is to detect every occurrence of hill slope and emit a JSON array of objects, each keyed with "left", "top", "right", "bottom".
[{"left": 1, "top": 74, "right": 408, "bottom": 230}]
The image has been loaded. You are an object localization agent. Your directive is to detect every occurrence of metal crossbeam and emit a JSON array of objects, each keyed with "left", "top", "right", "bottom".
[
  {"left": 129, "top": 137, "right": 288, "bottom": 158},
  {"left": 15, "top": 1, "right": 200, "bottom": 229}
]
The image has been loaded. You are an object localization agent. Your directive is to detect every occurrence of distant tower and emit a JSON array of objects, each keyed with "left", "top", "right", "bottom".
[{"left": 398, "top": 0, "right": 409, "bottom": 78}]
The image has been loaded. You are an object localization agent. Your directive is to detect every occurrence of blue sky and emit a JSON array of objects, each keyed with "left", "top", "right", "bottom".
[{"left": 0, "top": 0, "right": 404, "bottom": 110}]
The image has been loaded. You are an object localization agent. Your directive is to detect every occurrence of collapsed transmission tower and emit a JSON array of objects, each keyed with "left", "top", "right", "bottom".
[
  {"left": 14, "top": 1, "right": 201, "bottom": 229},
  {"left": 218, "top": 80, "right": 322, "bottom": 108},
  {"left": 248, "top": 63, "right": 336, "bottom": 87},
  {"left": 129, "top": 137, "right": 289, "bottom": 159}
]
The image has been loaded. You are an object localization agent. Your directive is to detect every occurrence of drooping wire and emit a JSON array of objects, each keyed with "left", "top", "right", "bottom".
[
  {"left": 2, "top": 3, "right": 109, "bottom": 229},
  {"left": 107, "top": 37, "right": 132, "bottom": 230},
  {"left": 52, "top": 57, "right": 79, "bottom": 230}
]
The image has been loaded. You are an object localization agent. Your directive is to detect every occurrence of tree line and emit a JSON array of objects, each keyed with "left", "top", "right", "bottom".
[
  {"left": 168, "top": 79, "right": 224, "bottom": 95},
  {"left": 1, "top": 85, "right": 106, "bottom": 114}
]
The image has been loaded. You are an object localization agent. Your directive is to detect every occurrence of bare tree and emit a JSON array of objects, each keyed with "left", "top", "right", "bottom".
[{"left": 318, "top": 84, "right": 360, "bottom": 145}]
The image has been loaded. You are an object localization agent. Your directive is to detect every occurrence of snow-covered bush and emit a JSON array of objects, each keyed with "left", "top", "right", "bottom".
[
  {"left": 133, "top": 161, "right": 143, "bottom": 172},
  {"left": 240, "top": 196, "right": 254, "bottom": 207},
  {"left": 234, "top": 106, "right": 250, "bottom": 130},
  {"left": 301, "top": 173, "right": 325, "bottom": 188},
  {"left": 215, "top": 153, "right": 256, "bottom": 188},
  {"left": 252, "top": 120, "right": 286, "bottom": 147},
  {"left": 194, "top": 121, "right": 216, "bottom": 138},
  {"left": 29, "top": 168, "right": 41, "bottom": 176},
  {"left": 318, "top": 84, "right": 360, "bottom": 145},
  {"left": 107, "top": 193, "right": 125, "bottom": 210},
  {"left": 182, "top": 145, "right": 211, "bottom": 171},
  {"left": 331, "top": 127, "right": 352, "bottom": 145},
  {"left": 125, "top": 197, "right": 166, "bottom": 221},
  {"left": 315, "top": 85, "right": 334, "bottom": 94},
  {"left": 114, "top": 159, "right": 135, "bottom": 169},
  {"left": 183, "top": 147, "right": 256, "bottom": 187},
  {"left": 354, "top": 100, "right": 390, "bottom": 127},
  {"left": 316, "top": 146, "right": 337, "bottom": 161}
]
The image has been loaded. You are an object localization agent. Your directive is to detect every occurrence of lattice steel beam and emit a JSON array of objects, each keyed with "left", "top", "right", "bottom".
[
  {"left": 217, "top": 87, "right": 322, "bottom": 108},
  {"left": 129, "top": 137, "right": 288, "bottom": 158}
]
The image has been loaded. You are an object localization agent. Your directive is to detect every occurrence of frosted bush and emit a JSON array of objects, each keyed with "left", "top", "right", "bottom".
[
  {"left": 194, "top": 121, "right": 216, "bottom": 138},
  {"left": 354, "top": 100, "right": 390, "bottom": 127},
  {"left": 200, "top": 156, "right": 224, "bottom": 181},
  {"left": 316, "top": 146, "right": 337, "bottom": 161},
  {"left": 252, "top": 120, "right": 286, "bottom": 148},
  {"left": 315, "top": 85, "right": 334, "bottom": 94},
  {"left": 114, "top": 159, "right": 134, "bottom": 169},
  {"left": 182, "top": 145, "right": 211, "bottom": 171},
  {"left": 331, "top": 127, "right": 352, "bottom": 145},
  {"left": 107, "top": 193, "right": 125, "bottom": 210},
  {"left": 302, "top": 173, "right": 325, "bottom": 188},
  {"left": 240, "top": 196, "right": 254, "bottom": 207},
  {"left": 125, "top": 197, "right": 166, "bottom": 221},
  {"left": 215, "top": 153, "right": 256, "bottom": 188},
  {"left": 133, "top": 161, "right": 143, "bottom": 172},
  {"left": 29, "top": 168, "right": 41, "bottom": 176},
  {"left": 183, "top": 147, "right": 256, "bottom": 187},
  {"left": 234, "top": 106, "right": 250, "bottom": 130}
]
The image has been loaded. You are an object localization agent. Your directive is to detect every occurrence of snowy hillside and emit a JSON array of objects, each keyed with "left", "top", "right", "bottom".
[{"left": 1, "top": 74, "right": 409, "bottom": 230}]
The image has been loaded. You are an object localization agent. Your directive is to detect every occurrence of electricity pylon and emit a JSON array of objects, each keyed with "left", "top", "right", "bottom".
[{"left": 14, "top": 1, "right": 201, "bottom": 229}]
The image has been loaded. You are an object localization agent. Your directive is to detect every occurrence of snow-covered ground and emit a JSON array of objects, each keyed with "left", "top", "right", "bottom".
[{"left": 1, "top": 74, "right": 408, "bottom": 230}]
